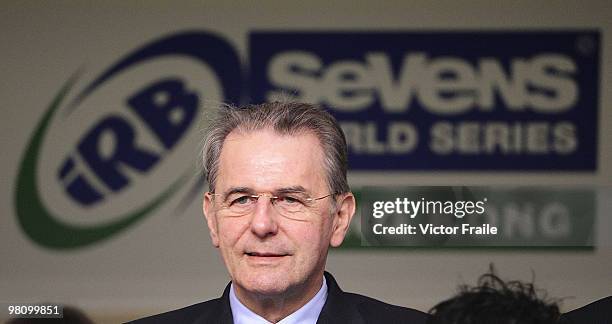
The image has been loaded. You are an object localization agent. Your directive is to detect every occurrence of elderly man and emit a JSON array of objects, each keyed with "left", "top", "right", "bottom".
[{"left": 131, "top": 102, "right": 427, "bottom": 323}]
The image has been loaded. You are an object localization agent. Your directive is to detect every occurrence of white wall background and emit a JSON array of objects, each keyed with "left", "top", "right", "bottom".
[{"left": 1, "top": 1, "right": 611, "bottom": 322}]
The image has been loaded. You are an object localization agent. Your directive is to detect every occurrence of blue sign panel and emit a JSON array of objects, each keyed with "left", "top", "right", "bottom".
[{"left": 249, "top": 31, "right": 600, "bottom": 170}]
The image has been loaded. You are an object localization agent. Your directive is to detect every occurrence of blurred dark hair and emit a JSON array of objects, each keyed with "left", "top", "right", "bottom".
[{"left": 428, "top": 266, "right": 563, "bottom": 324}]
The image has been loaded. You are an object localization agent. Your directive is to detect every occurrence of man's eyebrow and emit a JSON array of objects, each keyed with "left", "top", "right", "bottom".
[
  {"left": 274, "top": 186, "right": 309, "bottom": 194},
  {"left": 222, "top": 187, "right": 255, "bottom": 198},
  {"left": 220, "top": 186, "right": 310, "bottom": 197}
]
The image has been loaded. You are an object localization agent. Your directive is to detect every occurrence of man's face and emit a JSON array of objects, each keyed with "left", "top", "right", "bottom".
[{"left": 203, "top": 128, "right": 353, "bottom": 297}]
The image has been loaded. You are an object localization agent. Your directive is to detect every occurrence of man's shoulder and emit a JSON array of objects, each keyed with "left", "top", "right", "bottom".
[
  {"left": 321, "top": 272, "right": 428, "bottom": 323},
  {"left": 561, "top": 296, "right": 612, "bottom": 324},
  {"left": 126, "top": 297, "right": 227, "bottom": 324},
  {"left": 343, "top": 291, "right": 428, "bottom": 322}
]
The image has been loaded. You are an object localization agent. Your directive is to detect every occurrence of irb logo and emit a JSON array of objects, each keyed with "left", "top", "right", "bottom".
[
  {"left": 58, "top": 79, "right": 198, "bottom": 205},
  {"left": 15, "top": 32, "right": 242, "bottom": 248}
]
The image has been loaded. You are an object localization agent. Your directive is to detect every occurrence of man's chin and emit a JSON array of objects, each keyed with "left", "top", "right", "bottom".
[{"left": 238, "top": 276, "right": 292, "bottom": 297}]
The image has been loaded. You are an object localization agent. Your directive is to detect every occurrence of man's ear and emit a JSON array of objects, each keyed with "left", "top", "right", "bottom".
[
  {"left": 203, "top": 192, "right": 220, "bottom": 247},
  {"left": 330, "top": 192, "right": 356, "bottom": 247}
]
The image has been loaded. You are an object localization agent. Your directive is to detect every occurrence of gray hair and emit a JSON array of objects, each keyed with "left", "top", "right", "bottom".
[{"left": 201, "top": 102, "right": 350, "bottom": 195}]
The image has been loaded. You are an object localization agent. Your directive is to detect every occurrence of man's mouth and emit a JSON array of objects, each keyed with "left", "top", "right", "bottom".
[{"left": 245, "top": 252, "right": 289, "bottom": 257}]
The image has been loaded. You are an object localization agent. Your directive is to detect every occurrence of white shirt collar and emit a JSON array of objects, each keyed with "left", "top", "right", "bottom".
[{"left": 229, "top": 276, "right": 328, "bottom": 324}]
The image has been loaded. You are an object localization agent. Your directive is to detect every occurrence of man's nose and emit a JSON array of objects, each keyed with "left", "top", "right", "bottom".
[{"left": 249, "top": 197, "right": 279, "bottom": 238}]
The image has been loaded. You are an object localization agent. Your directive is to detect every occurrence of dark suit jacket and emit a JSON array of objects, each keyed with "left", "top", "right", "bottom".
[
  {"left": 128, "top": 272, "right": 429, "bottom": 323},
  {"left": 561, "top": 296, "right": 612, "bottom": 324}
]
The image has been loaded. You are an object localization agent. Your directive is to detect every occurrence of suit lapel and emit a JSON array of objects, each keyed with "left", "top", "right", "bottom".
[
  {"left": 317, "top": 272, "right": 365, "bottom": 324},
  {"left": 194, "top": 282, "right": 234, "bottom": 324}
]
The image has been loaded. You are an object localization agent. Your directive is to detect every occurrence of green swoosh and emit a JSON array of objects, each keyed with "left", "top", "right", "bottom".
[{"left": 14, "top": 74, "right": 191, "bottom": 249}]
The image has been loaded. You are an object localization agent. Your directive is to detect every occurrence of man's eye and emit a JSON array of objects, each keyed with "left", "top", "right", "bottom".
[
  {"left": 230, "top": 195, "right": 253, "bottom": 205},
  {"left": 277, "top": 195, "right": 303, "bottom": 204}
]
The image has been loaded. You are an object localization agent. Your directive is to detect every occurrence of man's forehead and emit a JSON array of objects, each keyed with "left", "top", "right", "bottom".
[
  {"left": 215, "top": 127, "right": 326, "bottom": 190},
  {"left": 222, "top": 127, "right": 323, "bottom": 154}
]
